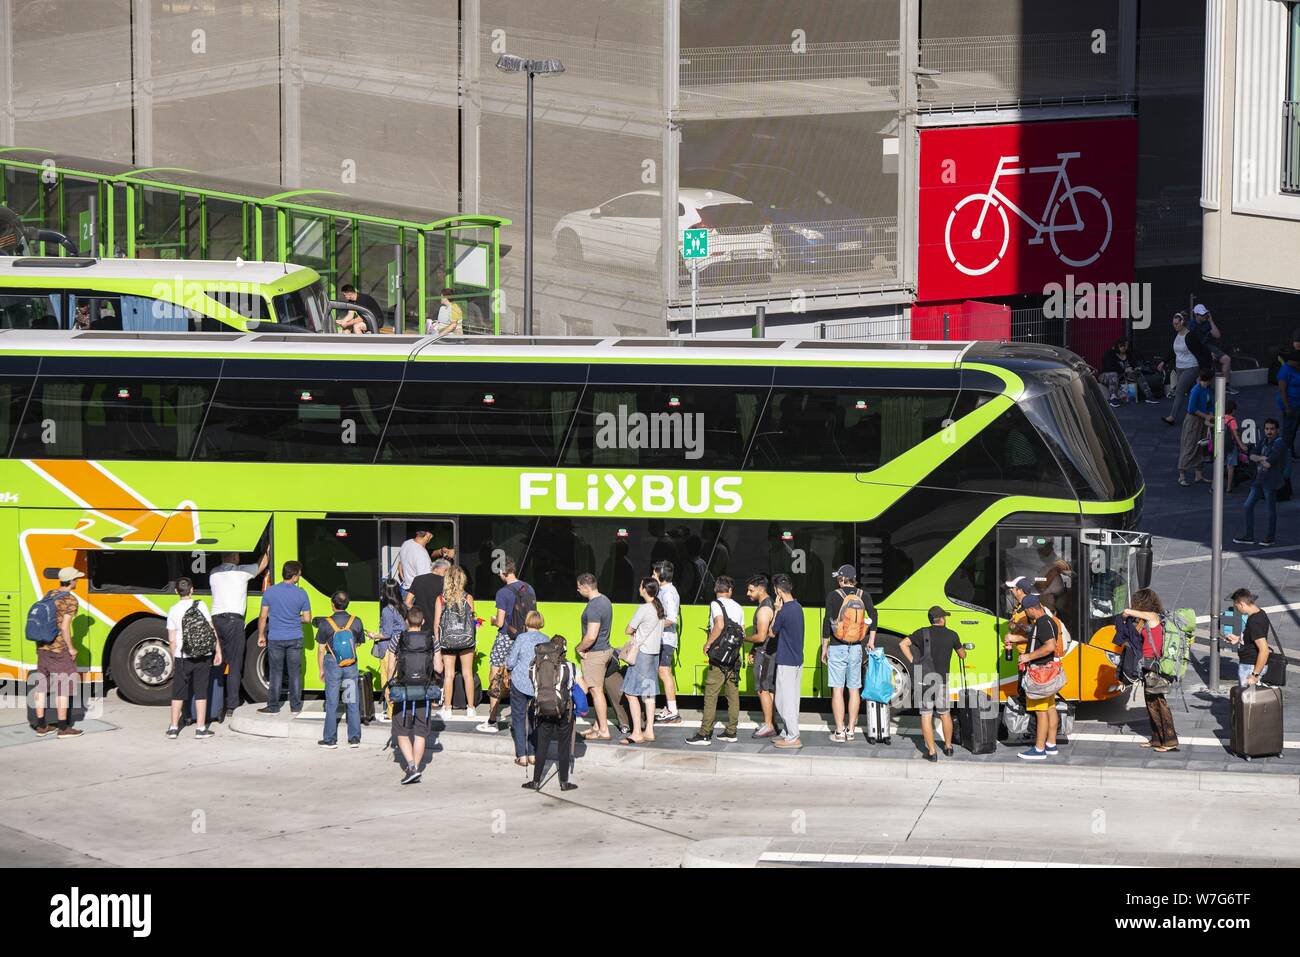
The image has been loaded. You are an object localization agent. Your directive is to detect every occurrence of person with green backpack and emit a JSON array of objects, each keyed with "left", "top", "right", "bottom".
[{"left": 1122, "top": 588, "right": 1181, "bottom": 753}]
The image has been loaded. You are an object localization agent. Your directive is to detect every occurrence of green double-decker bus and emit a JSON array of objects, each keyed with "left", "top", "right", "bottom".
[{"left": 0, "top": 331, "right": 1148, "bottom": 717}]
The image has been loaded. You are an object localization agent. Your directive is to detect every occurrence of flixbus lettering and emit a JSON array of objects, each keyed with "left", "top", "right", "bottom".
[{"left": 519, "top": 472, "right": 743, "bottom": 515}]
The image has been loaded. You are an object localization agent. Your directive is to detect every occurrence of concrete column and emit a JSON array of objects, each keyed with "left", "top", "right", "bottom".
[
  {"left": 280, "top": 0, "right": 301, "bottom": 188},
  {"left": 899, "top": 0, "right": 920, "bottom": 295},
  {"left": 460, "top": 0, "right": 481, "bottom": 214},
  {"left": 131, "top": 0, "right": 153, "bottom": 164}
]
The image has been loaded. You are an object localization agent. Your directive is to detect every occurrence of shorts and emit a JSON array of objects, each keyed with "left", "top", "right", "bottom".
[
  {"left": 658, "top": 642, "right": 677, "bottom": 669},
  {"left": 1025, "top": 694, "right": 1056, "bottom": 713},
  {"left": 826, "top": 643, "right": 863, "bottom": 690},
  {"left": 34, "top": 650, "right": 79, "bottom": 698},
  {"left": 914, "top": 670, "right": 951, "bottom": 715},
  {"left": 489, "top": 633, "right": 514, "bottom": 668},
  {"left": 393, "top": 702, "right": 433, "bottom": 738},
  {"left": 754, "top": 651, "right": 777, "bottom": 693},
  {"left": 172, "top": 656, "right": 213, "bottom": 702},
  {"left": 581, "top": 648, "right": 613, "bottom": 688}
]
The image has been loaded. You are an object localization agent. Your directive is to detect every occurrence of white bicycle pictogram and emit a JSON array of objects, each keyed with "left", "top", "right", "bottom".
[{"left": 943, "top": 151, "right": 1113, "bottom": 276}]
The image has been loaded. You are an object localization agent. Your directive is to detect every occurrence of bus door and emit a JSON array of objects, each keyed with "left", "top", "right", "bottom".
[
  {"left": 379, "top": 518, "right": 457, "bottom": 585},
  {"left": 996, "top": 530, "right": 1081, "bottom": 700}
]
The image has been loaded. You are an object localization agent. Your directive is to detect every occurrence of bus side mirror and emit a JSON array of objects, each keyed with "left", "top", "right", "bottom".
[{"left": 1136, "top": 543, "right": 1153, "bottom": 590}]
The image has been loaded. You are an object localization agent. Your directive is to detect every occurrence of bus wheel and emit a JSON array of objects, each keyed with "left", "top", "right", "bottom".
[
  {"left": 242, "top": 639, "right": 270, "bottom": 703},
  {"left": 108, "top": 619, "right": 174, "bottom": 706}
]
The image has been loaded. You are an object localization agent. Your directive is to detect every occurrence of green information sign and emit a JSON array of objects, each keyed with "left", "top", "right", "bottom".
[
  {"left": 682, "top": 228, "right": 708, "bottom": 259},
  {"left": 386, "top": 262, "right": 399, "bottom": 308},
  {"left": 78, "top": 210, "right": 93, "bottom": 253}
]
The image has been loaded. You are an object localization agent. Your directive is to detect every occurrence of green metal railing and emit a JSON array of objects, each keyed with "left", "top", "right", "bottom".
[
  {"left": 0, "top": 149, "right": 510, "bottom": 334},
  {"left": 1284, "top": 101, "right": 1300, "bottom": 195}
]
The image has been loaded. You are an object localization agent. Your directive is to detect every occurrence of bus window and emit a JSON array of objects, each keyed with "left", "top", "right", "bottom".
[
  {"left": 999, "top": 532, "right": 1077, "bottom": 626},
  {"left": 748, "top": 389, "right": 956, "bottom": 473},
  {"left": 381, "top": 381, "right": 580, "bottom": 467},
  {"left": 928, "top": 394, "right": 1075, "bottom": 499},
  {"left": 945, "top": 529, "right": 997, "bottom": 613},
  {"left": 561, "top": 383, "right": 767, "bottom": 470},
  {"left": 297, "top": 519, "right": 379, "bottom": 602},
  {"left": 271, "top": 287, "right": 323, "bottom": 332},
  {"left": 208, "top": 289, "right": 268, "bottom": 324},
  {"left": 458, "top": 515, "right": 536, "bottom": 603},
  {"left": 0, "top": 290, "right": 60, "bottom": 329},
  {"left": 700, "top": 521, "right": 854, "bottom": 607},
  {"left": 13, "top": 377, "right": 215, "bottom": 459},
  {"left": 0, "top": 376, "right": 33, "bottom": 455},
  {"left": 196, "top": 378, "right": 398, "bottom": 463}
]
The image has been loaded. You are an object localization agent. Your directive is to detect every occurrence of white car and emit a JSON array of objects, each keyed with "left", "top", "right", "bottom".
[{"left": 552, "top": 188, "right": 774, "bottom": 278}]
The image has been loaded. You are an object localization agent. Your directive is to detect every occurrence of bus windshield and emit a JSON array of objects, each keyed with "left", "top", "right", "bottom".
[{"left": 271, "top": 281, "right": 325, "bottom": 332}]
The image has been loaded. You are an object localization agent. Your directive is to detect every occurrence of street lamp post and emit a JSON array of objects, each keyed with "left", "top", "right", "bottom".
[{"left": 496, "top": 54, "right": 565, "bottom": 337}]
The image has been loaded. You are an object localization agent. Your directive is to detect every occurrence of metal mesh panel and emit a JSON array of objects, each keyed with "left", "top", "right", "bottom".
[
  {"left": 919, "top": 0, "right": 1123, "bottom": 109},
  {"left": 816, "top": 316, "right": 911, "bottom": 341}
]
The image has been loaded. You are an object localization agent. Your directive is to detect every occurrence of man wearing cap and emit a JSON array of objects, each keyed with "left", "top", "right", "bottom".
[
  {"left": 901, "top": 606, "right": 965, "bottom": 761},
  {"left": 1004, "top": 576, "right": 1036, "bottom": 640},
  {"left": 822, "top": 564, "right": 876, "bottom": 743},
  {"left": 1006, "top": 594, "right": 1060, "bottom": 760},
  {"left": 1190, "top": 304, "right": 1236, "bottom": 394},
  {"left": 31, "top": 568, "right": 86, "bottom": 739}
]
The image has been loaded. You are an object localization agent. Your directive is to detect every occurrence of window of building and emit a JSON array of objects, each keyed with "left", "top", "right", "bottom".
[
  {"left": 13, "top": 377, "right": 214, "bottom": 460},
  {"left": 562, "top": 383, "right": 767, "bottom": 470},
  {"left": 381, "top": 382, "right": 580, "bottom": 467},
  {"left": 196, "top": 378, "right": 397, "bottom": 462},
  {"left": 748, "top": 389, "right": 956, "bottom": 472},
  {"left": 297, "top": 519, "right": 379, "bottom": 603}
]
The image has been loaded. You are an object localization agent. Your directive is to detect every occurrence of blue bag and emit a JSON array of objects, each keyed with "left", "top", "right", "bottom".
[
  {"left": 863, "top": 647, "right": 894, "bottom": 703},
  {"left": 572, "top": 681, "right": 589, "bottom": 717},
  {"left": 25, "top": 596, "right": 60, "bottom": 645}
]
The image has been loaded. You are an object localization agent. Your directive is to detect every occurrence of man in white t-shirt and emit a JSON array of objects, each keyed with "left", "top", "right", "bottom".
[
  {"left": 687, "top": 576, "right": 744, "bottom": 746},
  {"left": 166, "top": 577, "right": 220, "bottom": 740},
  {"left": 652, "top": 561, "right": 682, "bottom": 724},
  {"left": 209, "top": 549, "right": 268, "bottom": 722},
  {"left": 394, "top": 531, "right": 454, "bottom": 594}
]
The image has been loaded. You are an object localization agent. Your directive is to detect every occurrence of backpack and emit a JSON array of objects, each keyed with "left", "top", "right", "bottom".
[
  {"left": 1155, "top": 608, "right": 1196, "bottom": 681},
  {"left": 26, "top": 595, "right": 60, "bottom": 646},
  {"left": 506, "top": 581, "right": 537, "bottom": 638},
  {"left": 181, "top": 601, "right": 217, "bottom": 657},
  {"left": 832, "top": 588, "right": 869, "bottom": 643},
  {"left": 707, "top": 602, "right": 745, "bottom": 671},
  {"left": 394, "top": 630, "right": 437, "bottom": 690},
  {"left": 530, "top": 641, "right": 572, "bottom": 720},
  {"left": 325, "top": 615, "right": 358, "bottom": 667},
  {"left": 440, "top": 598, "right": 477, "bottom": 651}
]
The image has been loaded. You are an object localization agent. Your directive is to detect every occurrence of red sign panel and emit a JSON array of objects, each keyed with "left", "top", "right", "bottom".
[{"left": 918, "top": 119, "right": 1136, "bottom": 303}]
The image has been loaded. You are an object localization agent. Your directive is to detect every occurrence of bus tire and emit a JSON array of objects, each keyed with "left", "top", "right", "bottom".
[
  {"left": 242, "top": 638, "right": 270, "bottom": 703},
  {"left": 108, "top": 618, "right": 175, "bottom": 706}
]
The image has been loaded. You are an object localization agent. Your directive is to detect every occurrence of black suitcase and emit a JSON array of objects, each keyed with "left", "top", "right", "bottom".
[
  {"left": 953, "top": 689, "right": 998, "bottom": 754},
  {"left": 1230, "top": 684, "right": 1284, "bottom": 759},
  {"left": 451, "top": 672, "right": 483, "bottom": 710},
  {"left": 357, "top": 671, "right": 376, "bottom": 724},
  {"left": 864, "top": 699, "right": 890, "bottom": 743}
]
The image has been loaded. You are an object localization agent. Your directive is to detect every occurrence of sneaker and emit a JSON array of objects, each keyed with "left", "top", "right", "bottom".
[
  {"left": 318, "top": 739, "right": 338, "bottom": 749},
  {"left": 1258, "top": 540, "right": 1275, "bottom": 547},
  {"left": 195, "top": 727, "right": 214, "bottom": 739},
  {"left": 752, "top": 725, "right": 775, "bottom": 739},
  {"left": 657, "top": 712, "right": 682, "bottom": 725},
  {"left": 685, "top": 733, "right": 713, "bottom": 747},
  {"left": 1144, "top": 397, "right": 1160, "bottom": 404},
  {"left": 400, "top": 767, "right": 422, "bottom": 785},
  {"left": 829, "top": 729, "right": 847, "bottom": 743},
  {"left": 1108, "top": 397, "right": 1120, "bottom": 408},
  {"left": 374, "top": 711, "right": 391, "bottom": 723},
  {"left": 1018, "top": 747, "right": 1047, "bottom": 761},
  {"left": 57, "top": 727, "right": 84, "bottom": 739},
  {"left": 33, "top": 725, "right": 54, "bottom": 737},
  {"left": 166, "top": 726, "right": 180, "bottom": 739},
  {"left": 559, "top": 782, "right": 578, "bottom": 792},
  {"left": 348, "top": 739, "right": 361, "bottom": 749},
  {"left": 256, "top": 707, "right": 279, "bottom": 715},
  {"left": 654, "top": 707, "right": 672, "bottom": 721},
  {"left": 1045, "top": 744, "right": 1059, "bottom": 756},
  {"left": 223, "top": 709, "right": 237, "bottom": 722},
  {"left": 1227, "top": 387, "right": 1240, "bottom": 396},
  {"left": 1232, "top": 537, "right": 1255, "bottom": 545},
  {"left": 465, "top": 706, "right": 477, "bottom": 720},
  {"left": 716, "top": 732, "right": 738, "bottom": 743},
  {"left": 475, "top": 720, "right": 499, "bottom": 734},
  {"left": 439, "top": 708, "right": 453, "bottom": 722},
  {"left": 773, "top": 737, "right": 803, "bottom": 749}
]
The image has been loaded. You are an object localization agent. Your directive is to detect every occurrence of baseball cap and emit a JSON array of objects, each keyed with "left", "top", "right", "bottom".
[
  {"left": 1004, "top": 575, "right": 1032, "bottom": 591},
  {"left": 927, "top": 605, "right": 947, "bottom": 622},
  {"left": 1020, "top": 594, "right": 1042, "bottom": 610},
  {"left": 57, "top": 567, "right": 84, "bottom": 583},
  {"left": 832, "top": 564, "right": 856, "bottom": 579},
  {"left": 1192, "top": 303, "right": 1209, "bottom": 316}
]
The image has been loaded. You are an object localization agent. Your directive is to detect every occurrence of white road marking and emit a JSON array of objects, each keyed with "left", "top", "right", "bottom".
[{"left": 760, "top": 851, "right": 1127, "bottom": 868}]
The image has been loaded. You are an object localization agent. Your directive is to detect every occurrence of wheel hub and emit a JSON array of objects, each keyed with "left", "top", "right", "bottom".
[{"left": 131, "top": 639, "right": 172, "bottom": 686}]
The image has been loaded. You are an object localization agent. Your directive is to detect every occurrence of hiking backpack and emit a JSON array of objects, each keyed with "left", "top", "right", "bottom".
[
  {"left": 440, "top": 599, "right": 477, "bottom": 651},
  {"left": 530, "top": 641, "right": 573, "bottom": 720},
  {"left": 394, "top": 630, "right": 437, "bottom": 688},
  {"left": 180, "top": 602, "right": 217, "bottom": 657},
  {"left": 506, "top": 581, "right": 537, "bottom": 638},
  {"left": 707, "top": 603, "right": 746, "bottom": 670},
  {"left": 325, "top": 615, "right": 358, "bottom": 667},
  {"left": 1155, "top": 608, "right": 1196, "bottom": 681},
  {"left": 25, "top": 595, "right": 60, "bottom": 645},
  {"left": 832, "top": 588, "right": 869, "bottom": 643}
]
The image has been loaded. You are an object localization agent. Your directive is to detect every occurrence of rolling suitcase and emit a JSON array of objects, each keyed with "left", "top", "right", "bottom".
[
  {"left": 357, "top": 671, "right": 376, "bottom": 725},
  {"left": 864, "top": 699, "right": 890, "bottom": 744},
  {"left": 1230, "top": 684, "right": 1284, "bottom": 760},
  {"left": 953, "top": 690, "right": 998, "bottom": 754},
  {"left": 451, "top": 672, "right": 483, "bottom": 710}
]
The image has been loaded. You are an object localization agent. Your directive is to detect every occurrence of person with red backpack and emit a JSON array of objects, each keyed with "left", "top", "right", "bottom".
[
  {"left": 315, "top": 590, "right": 367, "bottom": 750},
  {"left": 1124, "top": 588, "right": 1180, "bottom": 753},
  {"left": 822, "top": 565, "right": 876, "bottom": 743},
  {"left": 479, "top": 557, "right": 536, "bottom": 733}
]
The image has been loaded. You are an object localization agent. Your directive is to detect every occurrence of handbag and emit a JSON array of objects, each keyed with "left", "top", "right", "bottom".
[
  {"left": 1263, "top": 626, "right": 1289, "bottom": 687},
  {"left": 1021, "top": 660, "right": 1066, "bottom": 698},
  {"left": 488, "top": 667, "right": 511, "bottom": 700},
  {"left": 1142, "top": 670, "right": 1173, "bottom": 695},
  {"left": 618, "top": 640, "right": 639, "bottom": 666}
]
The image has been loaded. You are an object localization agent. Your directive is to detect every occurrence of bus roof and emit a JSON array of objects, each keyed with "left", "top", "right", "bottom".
[
  {"left": 0, "top": 330, "right": 997, "bottom": 367},
  {"left": 0, "top": 257, "right": 314, "bottom": 288}
]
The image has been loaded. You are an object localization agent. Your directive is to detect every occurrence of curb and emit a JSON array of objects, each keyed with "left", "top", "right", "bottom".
[{"left": 228, "top": 712, "right": 1300, "bottom": 796}]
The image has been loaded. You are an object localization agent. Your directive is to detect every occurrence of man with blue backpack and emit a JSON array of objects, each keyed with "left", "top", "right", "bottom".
[
  {"left": 27, "top": 567, "right": 85, "bottom": 739},
  {"left": 315, "top": 591, "right": 367, "bottom": 750}
]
